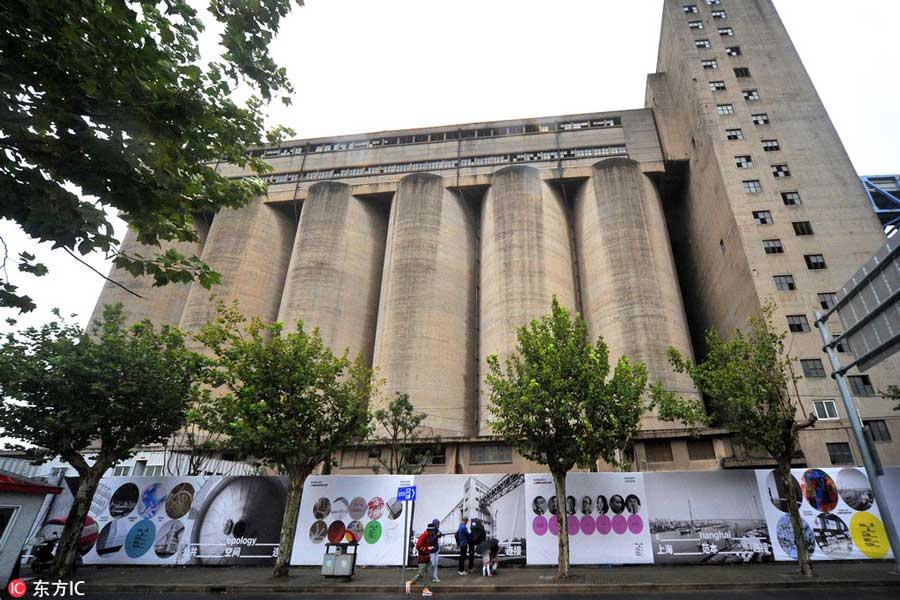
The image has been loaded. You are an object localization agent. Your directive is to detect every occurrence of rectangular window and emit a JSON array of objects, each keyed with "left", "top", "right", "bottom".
[
  {"left": 762, "top": 239, "right": 784, "bottom": 254},
  {"left": 762, "top": 139, "right": 781, "bottom": 151},
  {"left": 848, "top": 375, "right": 876, "bottom": 397},
  {"left": 702, "top": 58, "right": 719, "bottom": 69},
  {"left": 717, "top": 103, "right": 735, "bottom": 115},
  {"left": 792, "top": 221, "right": 814, "bottom": 235},
  {"left": 145, "top": 465, "right": 163, "bottom": 477},
  {"left": 773, "top": 274, "right": 796, "bottom": 291},
  {"left": 726, "top": 128, "right": 744, "bottom": 140},
  {"left": 709, "top": 80, "right": 727, "bottom": 91},
  {"left": 696, "top": 39, "right": 711, "bottom": 49},
  {"left": 644, "top": 440, "right": 674, "bottom": 462},
  {"left": 818, "top": 292, "right": 837, "bottom": 310},
  {"left": 753, "top": 210, "right": 773, "bottom": 224},
  {"left": 49, "top": 467, "right": 68, "bottom": 477},
  {"left": 112, "top": 466, "right": 131, "bottom": 477},
  {"left": 772, "top": 164, "right": 791, "bottom": 178},
  {"left": 734, "top": 67, "right": 751, "bottom": 78},
  {"left": 689, "top": 20, "right": 704, "bottom": 29},
  {"left": 470, "top": 444, "right": 512, "bottom": 464},
  {"left": 718, "top": 27, "right": 735, "bottom": 36},
  {"left": 743, "top": 89, "right": 761, "bottom": 101},
  {"left": 743, "top": 179, "right": 762, "bottom": 193},
  {"left": 787, "top": 314, "right": 810, "bottom": 332},
  {"left": 827, "top": 442, "right": 854, "bottom": 465},
  {"left": 736, "top": 155, "right": 753, "bottom": 168},
  {"left": 752, "top": 113, "right": 770, "bottom": 125},
  {"left": 833, "top": 335, "right": 851, "bottom": 353},
  {"left": 687, "top": 438, "right": 716, "bottom": 460},
  {"left": 805, "top": 254, "right": 827, "bottom": 270},
  {"left": 726, "top": 46, "right": 742, "bottom": 56},
  {"left": 428, "top": 446, "right": 447, "bottom": 466},
  {"left": 814, "top": 400, "right": 839, "bottom": 420},
  {"left": 782, "top": 191, "right": 801, "bottom": 205},
  {"left": 683, "top": 5, "right": 699, "bottom": 13},
  {"left": 706, "top": 0, "right": 721, "bottom": 4},
  {"left": 866, "top": 420, "right": 892, "bottom": 442},
  {"left": 0, "top": 507, "right": 20, "bottom": 550},
  {"left": 801, "top": 359, "right": 826, "bottom": 378},
  {"left": 711, "top": 10, "right": 727, "bottom": 19}
]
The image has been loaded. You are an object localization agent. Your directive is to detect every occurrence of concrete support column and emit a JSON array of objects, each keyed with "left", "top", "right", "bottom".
[
  {"left": 179, "top": 198, "right": 294, "bottom": 332},
  {"left": 479, "top": 165, "right": 577, "bottom": 435},
  {"left": 277, "top": 181, "right": 388, "bottom": 364},
  {"left": 371, "top": 173, "right": 477, "bottom": 438},
  {"left": 88, "top": 223, "right": 208, "bottom": 328},
  {"left": 573, "top": 158, "right": 700, "bottom": 429}
]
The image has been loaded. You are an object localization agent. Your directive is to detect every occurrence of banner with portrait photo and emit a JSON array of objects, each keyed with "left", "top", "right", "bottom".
[
  {"left": 644, "top": 470, "right": 772, "bottom": 564},
  {"left": 524, "top": 473, "right": 652, "bottom": 565},
  {"left": 413, "top": 474, "right": 527, "bottom": 566},
  {"left": 290, "top": 474, "right": 412, "bottom": 566},
  {"left": 755, "top": 467, "right": 894, "bottom": 561}
]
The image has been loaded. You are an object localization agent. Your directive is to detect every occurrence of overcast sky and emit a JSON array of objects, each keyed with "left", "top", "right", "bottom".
[{"left": 1, "top": 0, "right": 898, "bottom": 334}]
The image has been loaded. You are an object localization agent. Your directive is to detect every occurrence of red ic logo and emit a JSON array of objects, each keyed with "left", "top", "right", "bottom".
[{"left": 7, "top": 579, "right": 27, "bottom": 598}]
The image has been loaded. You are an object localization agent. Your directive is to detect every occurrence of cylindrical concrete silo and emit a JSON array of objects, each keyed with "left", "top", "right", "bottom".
[
  {"left": 573, "top": 158, "right": 700, "bottom": 429},
  {"left": 479, "top": 165, "right": 578, "bottom": 435},
  {"left": 179, "top": 198, "right": 294, "bottom": 332},
  {"left": 88, "top": 223, "right": 209, "bottom": 328},
  {"left": 277, "top": 181, "right": 388, "bottom": 365},
  {"left": 371, "top": 173, "right": 477, "bottom": 438}
]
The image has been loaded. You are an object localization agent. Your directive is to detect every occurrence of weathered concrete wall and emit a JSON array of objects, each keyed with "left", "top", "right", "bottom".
[
  {"left": 277, "top": 182, "right": 387, "bottom": 365},
  {"left": 371, "top": 173, "right": 477, "bottom": 437},
  {"left": 574, "top": 158, "right": 700, "bottom": 429},
  {"left": 88, "top": 222, "right": 208, "bottom": 328},
  {"left": 478, "top": 165, "right": 577, "bottom": 435},
  {"left": 179, "top": 198, "right": 294, "bottom": 332}
]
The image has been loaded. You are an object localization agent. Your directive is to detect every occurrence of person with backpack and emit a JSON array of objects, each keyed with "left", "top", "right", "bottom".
[
  {"left": 455, "top": 516, "right": 470, "bottom": 575},
  {"left": 468, "top": 518, "right": 486, "bottom": 573},
  {"left": 429, "top": 518, "right": 442, "bottom": 583},
  {"left": 406, "top": 523, "right": 437, "bottom": 597}
]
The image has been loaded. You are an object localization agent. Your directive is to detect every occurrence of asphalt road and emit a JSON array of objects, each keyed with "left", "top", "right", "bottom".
[{"left": 17, "top": 589, "right": 894, "bottom": 600}]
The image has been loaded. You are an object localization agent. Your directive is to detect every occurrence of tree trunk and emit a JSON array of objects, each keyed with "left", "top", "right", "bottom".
[
  {"left": 273, "top": 469, "right": 310, "bottom": 577},
  {"left": 778, "top": 457, "right": 813, "bottom": 577},
  {"left": 51, "top": 466, "right": 103, "bottom": 579},
  {"left": 550, "top": 469, "right": 570, "bottom": 578}
]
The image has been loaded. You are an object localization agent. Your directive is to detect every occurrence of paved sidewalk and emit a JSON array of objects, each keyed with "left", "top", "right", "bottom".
[{"left": 74, "top": 562, "right": 900, "bottom": 594}]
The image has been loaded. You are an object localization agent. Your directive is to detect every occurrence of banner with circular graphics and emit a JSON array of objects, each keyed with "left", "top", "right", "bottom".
[
  {"left": 290, "top": 474, "right": 412, "bottom": 566},
  {"left": 754, "top": 467, "right": 893, "bottom": 561},
  {"left": 524, "top": 472, "right": 653, "bottom": 565}
]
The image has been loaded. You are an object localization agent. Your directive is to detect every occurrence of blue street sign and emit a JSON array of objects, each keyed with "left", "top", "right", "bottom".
[{"left": 397, "top": 485, "right": 416, "bottom": 502}]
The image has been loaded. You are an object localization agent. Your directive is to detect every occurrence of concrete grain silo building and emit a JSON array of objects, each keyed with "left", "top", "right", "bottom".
[{"left": 92, "top": 0, "right": 900, "bottom": 473}]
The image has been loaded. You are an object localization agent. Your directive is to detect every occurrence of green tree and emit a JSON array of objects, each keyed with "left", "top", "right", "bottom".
[
  {"left": 881, "top": 385, "right": 900, "bottom": 412},
  {"left": 0, "top": 304, "right": 204, "bottom": 577},
  {"left": 485, "top": 297, "right": 648, "bottom": 578},
  {"left": 193, "top": 303, "right": 372, "bottom": 577},
  {"left": 652, "top": 305, "right": 818, "bottom": 577},
  {"left": 0, "top": 0, "right": 302, "bottom": 313},
  {"left": 369, "top": 393, "right": 442, "bottom": 475}
]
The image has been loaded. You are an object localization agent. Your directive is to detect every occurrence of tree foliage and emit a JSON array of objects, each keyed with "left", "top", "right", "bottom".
[
  {"left": 651, "top": 304, "right": 818, "bottom": 576},
  {"left": 0, "top": 0, "right": 302, "bottom": 312},
  {"left": 485, "top": 297, "right": 648, "bottom": 577},
  {"left": 0, "top": 303, "right": 203, "bottom": 577},
  {"left": 193, "top": 302, "right": 372, "bottom": 577},
  {"left": 881, "top": 384, "right": 900, "bottom": 412},
  {"left": 369, "top": 392, "right": 442, "bottom": 475}
]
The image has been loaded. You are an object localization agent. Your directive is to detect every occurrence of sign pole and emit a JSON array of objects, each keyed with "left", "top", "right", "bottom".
[
  {"left": 816, "top": 313, "right": 900, "bottom": 572},
  {"left": 401, "top": 500, "right": 408, "bottom": 588}
]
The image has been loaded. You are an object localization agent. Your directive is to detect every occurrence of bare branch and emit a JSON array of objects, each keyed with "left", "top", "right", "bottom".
[{"left": 63, "top": 247, "right": 144, "bottom": 299}]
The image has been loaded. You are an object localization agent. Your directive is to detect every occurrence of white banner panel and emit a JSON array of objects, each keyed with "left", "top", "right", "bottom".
[
  {"left": 524, "top": 472, "right": 652, "bottom": 565},
  {"left": 755, "top": 467, "right": 894, "bottom": 561},
  {"left": 413, "top": 474, "right": 526, "bottom": 565},
  {"left": 290, "top": 474, "right": 412, "bottom": 566}
]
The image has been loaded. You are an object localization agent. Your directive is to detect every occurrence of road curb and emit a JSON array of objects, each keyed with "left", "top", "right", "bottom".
[{"left": 85, "top": 578, "right": 900, "bottom": 594}]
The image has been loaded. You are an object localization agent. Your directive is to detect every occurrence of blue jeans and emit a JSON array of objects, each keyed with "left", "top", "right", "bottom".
[{"left": 430, "top": 551, "right": 439, "bottom": 578}]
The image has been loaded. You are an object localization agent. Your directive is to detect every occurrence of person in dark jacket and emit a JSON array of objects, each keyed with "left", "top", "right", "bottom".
[
  {"left": 429, "top": 518, "right": 442, "bottom": 582},
  {"left": 468, "top": 518, "right": 486, "bottom": 573},
  {"left": 455, "top": 517, "right": 470, "bottom": 575},
  {"left": 476, "top": 537, "right": 500, "bottom": 576}
]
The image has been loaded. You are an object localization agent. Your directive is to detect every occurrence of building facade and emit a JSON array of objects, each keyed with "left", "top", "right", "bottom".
[{"left": 89, "top": 0, "right": 900, "bottom": 474}]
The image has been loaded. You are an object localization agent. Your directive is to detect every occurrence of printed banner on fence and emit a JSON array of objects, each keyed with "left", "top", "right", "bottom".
[
  {"left": 755, "top": 467, "right": 894, "bottom": 561},
  {"left": 644, "top": 470, "right": 772, "bottom": 564},
  {"left": 524, "top": 472, "right": 652, "bottom": 565},
  {"left": 290, "top": 474, "right": 412, "bottom": 566},
  {"left": 413, "top": 474, "right": 527, "bottom": 567},
  {"left": 45, "top": 476, "right": 287, "bottom": 565}
]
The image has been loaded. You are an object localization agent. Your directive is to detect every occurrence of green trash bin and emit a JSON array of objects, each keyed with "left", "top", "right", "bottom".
[{"left": 322, "top": 542, "right": 358, "bottom": 580}]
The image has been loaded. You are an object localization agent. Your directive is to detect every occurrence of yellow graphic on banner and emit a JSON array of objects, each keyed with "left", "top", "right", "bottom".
[{"left": 850, "top": 512, "right": 889, "bottom": 559}]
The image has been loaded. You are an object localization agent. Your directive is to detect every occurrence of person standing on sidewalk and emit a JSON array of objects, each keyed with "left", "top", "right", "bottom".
[
  {"left": 468, "top": 518, "right": 486, "bottom": 574},
  {"left": 407, "top": 523, "right": 437, "bottom": 597},
  {"left": 429, "top": 518, "right": 442, "bottom": 583},
  {"left": 455, "top": 517, "right": 470, "bottom": 575}
]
